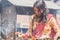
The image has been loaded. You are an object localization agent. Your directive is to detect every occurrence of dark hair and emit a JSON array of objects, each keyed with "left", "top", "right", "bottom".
[
  {"left": 33, "top": 0, "right": 49, "bottom": 23},
  {"left": 33, "top": 0, "right": 45, "bottom": 11}
]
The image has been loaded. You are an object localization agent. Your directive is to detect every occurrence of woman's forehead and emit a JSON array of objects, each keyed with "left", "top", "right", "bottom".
[
  {"left": 34, "top": 6, "right": 43, "bottom": 10},
  {"left": 34, "top": 6, "right": 38, "bottom": 10}
]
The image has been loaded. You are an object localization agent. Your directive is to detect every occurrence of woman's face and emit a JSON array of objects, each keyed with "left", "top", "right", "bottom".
[{"left": 34, "top": 6, "right": 44, "bottom": 16}]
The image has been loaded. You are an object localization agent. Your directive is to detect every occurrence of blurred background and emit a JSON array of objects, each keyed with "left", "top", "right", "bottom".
[{"left": 0, "top": 0, "right": 60, "bottom": 40}]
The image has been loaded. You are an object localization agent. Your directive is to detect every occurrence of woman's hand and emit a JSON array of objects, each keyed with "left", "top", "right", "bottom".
[
  {"left": 15, "top": 32, "right": 22, "bottom": 37},
  {"left": 22, "top": 33, "right": 30, "bottom": 39},
  {"left": 54, "top": 32, "right": 60, "bottom": 40}
]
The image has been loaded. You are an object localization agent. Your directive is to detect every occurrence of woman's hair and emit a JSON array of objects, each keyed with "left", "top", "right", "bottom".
[
  {"left": 33, "top": 0, "right": 45, "bottom": 11},
  {"left": 33, "top": 0, "right": 49, "bottom": 23}
]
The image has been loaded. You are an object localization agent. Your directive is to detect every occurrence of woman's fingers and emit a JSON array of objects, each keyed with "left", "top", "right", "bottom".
[{"left": 15, "top": 32, "right": 23, "bottom": 37}]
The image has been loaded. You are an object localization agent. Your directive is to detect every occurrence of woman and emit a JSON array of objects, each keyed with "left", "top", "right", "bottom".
[{"left": 16, "top": 0, "right": 60, "bottom": 40}]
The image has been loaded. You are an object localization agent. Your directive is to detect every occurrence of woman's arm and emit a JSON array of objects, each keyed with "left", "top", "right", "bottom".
[
  {"left": 23, "top": 15, "right": 35, "bottom": 38},
  {"left": 26, "top": 19, "right": 33, "bottom": 35},
  {"left": 42, "top": 14, "right": 60, "bottom": 39},
  {"left": 49, "top": 16, "right": 60, "bottom": 40},
  {"left": 50, "top": 16, "right": 60, "bottom": 33}
]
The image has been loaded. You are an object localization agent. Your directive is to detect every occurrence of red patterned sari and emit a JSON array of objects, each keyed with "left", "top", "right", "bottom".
[{"left": 32, "top": 14, "right": 60, "bottom": 40}]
